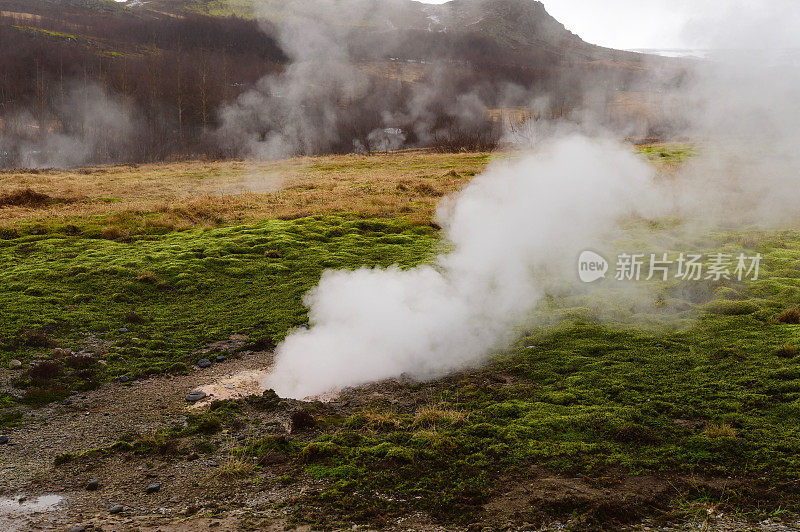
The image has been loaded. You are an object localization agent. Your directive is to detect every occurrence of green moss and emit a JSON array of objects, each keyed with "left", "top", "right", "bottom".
[
  {"left": 636, "top": 143, "right": 698, "bottom": 164},
  {"left": 12, "top": 205, "right": 800, "bottom": 525},
  {"left": 0, "top": 215, "right": 436, "bottom": 401}
]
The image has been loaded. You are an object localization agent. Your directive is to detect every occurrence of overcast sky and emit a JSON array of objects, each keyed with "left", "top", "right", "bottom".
[{"left": 420, "top": 0, "right": 800, "bottom": 50}]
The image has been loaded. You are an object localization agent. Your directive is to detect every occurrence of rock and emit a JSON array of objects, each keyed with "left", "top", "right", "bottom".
[
  {"left": 197, "top": 358, "right": 212, "bottom": 368},
  {"left": 8, "top": 359, "right": 22, "bottom": 370},
  {"left": 214, "top": 355, "right": 226, "bottom": 363},
  {"left": 119, "top": 375, "right": 130, "bottom": 383},
  {"left": 185, "top": 391, "right": 207, "bottom": 403},
  {"left": 86, "top": 478, "right": 100, "bottom": 491},
  {"left": 109, "top": 504, "right": 124, "bottom": 514},
  {"left": 118, "top": 328, "right": 128, "bottom": 333},
  {"left": 146, "top": 482, "right": 162, "bottom": 493},
  {"left": 0, "top": 436, "right": 8, "bottom": 445}
]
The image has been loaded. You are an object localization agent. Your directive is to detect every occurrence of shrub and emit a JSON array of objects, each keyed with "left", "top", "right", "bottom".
[
  {"left": 705, "top": 423, "right": 737, "bottom": 439},
  {"left": 300, "top": 441, "right": 343, "bottom": 462},
  {"left": 0, "top": 189, "right": 51, "bottom": 207},
  {"left": 776, "top": 307, "right": 800, "bottom": 324},
  {"left": 19, "top": 329, "right": 56, "bottom": 348},
  {"left": 775, "top": 344, "right": 798, "bottom": 358},
  {"left": 28, "top": 361, "right": 62, "bottom": 383},
  {"left": 125, "top": 311, "right": 146, "bottom": 323},
  {"left": 290, "top": 409, "right": 317, "bottom": 433}
]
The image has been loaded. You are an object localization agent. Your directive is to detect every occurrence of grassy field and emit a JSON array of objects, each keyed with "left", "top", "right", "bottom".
[
  {"left": 4, "top": 144, "right": 800, "bottom": 527},
  {"left": 0, "top": 151, "right": 488, "bottom": 233}
]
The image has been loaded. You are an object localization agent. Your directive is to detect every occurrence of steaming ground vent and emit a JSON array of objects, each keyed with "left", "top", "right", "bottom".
[{"left": 190, "top": 369, "right": 339, "bottom": 408}]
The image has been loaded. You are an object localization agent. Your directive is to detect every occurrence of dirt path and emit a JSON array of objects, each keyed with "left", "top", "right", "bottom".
[
  {"left": 2, "top": 349, "right": 275, "bottom": 490},
  {"left": 0, "top": 348, "right": 283, "bottom": 530}
]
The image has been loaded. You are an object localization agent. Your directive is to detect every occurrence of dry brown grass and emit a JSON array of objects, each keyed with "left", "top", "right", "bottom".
[
  {"left": 0, "top": 151, "right": 490, "bottom": 230},
  {"left": 776, "top": 307, "right": 800, "bottom": 325},
  {"left": 413, "top": 404, "right": 467, "bottom": 428},
  {"left": 356, "top": 409, "right": 403, "bottom": 431},
  {"left": 704, "top": 423, "right": 737, "bottom": 439},
  {"left": 0, "top": 188, "right": 55, "bottom": 208}
]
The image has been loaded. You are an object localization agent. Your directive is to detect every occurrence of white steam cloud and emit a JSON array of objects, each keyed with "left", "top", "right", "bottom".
[{"left": 265, "top": 136, "right": 661, "bottom": 398}]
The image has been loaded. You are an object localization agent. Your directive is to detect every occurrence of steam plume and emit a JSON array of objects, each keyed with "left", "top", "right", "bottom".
[{"left": 265, "top": 135, "right": 660, "bottom": 398}]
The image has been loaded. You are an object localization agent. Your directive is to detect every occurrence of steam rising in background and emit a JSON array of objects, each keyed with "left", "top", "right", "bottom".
[
  {"left": 0, "top": 83, "right": 139, "bottom": 169},
  {"left": 215, "top": 1, "right": 372, "bottom": 158},
  {"left": 214, "top": 0, "right": 581, "bottom": 159}
]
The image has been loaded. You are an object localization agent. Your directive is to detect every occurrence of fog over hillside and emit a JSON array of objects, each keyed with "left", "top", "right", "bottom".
[{"left": 0, "top": 0, "right": 685, "bottom": 167}]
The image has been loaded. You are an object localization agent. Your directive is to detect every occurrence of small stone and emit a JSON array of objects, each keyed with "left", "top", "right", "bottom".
[
  {"left": 0, "top": 436, "right": 8, "bottom": 445},
  {"left": 109, "top": 504, "right": 124, "bottom": 514},
  {"left": 185, "top": 391, "right": 207, "bottom": 403},
  {"left": 214, "top": 355, "right": 226, "bottom": 363},
  {"left": 119, "top": 375, "right": 130, "bottom": 383},
  {"left": 146, "top": 482, "right": 162, "bottom": 493},
  {"left": 197, "top": 358, "right": 212, "bottom": 368},
  {"left": 118, "top": 328, "right": 128, "bottom": 333},
  {"left": 8, "top": 359, "right": 22, "bottom": 370},
  {"left": 86, "top": 479, "right": 100, "bottom": 491}
]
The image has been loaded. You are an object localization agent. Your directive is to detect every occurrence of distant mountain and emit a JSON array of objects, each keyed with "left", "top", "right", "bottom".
[{"left": 2, "top": 0, "right": 656, "bottom": 68}]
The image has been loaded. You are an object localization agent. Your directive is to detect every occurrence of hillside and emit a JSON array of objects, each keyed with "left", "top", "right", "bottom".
[{"left": 0, "top": 0, "right": 681, "bottom": 167}]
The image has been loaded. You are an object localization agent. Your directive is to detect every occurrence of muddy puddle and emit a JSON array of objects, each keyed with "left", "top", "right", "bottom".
[{"left": 0, "top": 494, "right": 64, "bottom": 516}]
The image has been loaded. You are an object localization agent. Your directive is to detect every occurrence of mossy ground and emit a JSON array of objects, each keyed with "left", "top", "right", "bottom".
[
  {"left": 0, "top": 215, "right": 436, "bottom": 403},
  {"left": 5, "top": 144, "right": 800, "bottom": 527}
]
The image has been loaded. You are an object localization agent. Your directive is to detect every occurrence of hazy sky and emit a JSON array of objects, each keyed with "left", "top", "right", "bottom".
[{"left": 419, "top": 0, "right": 800, "bottom": 50}]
